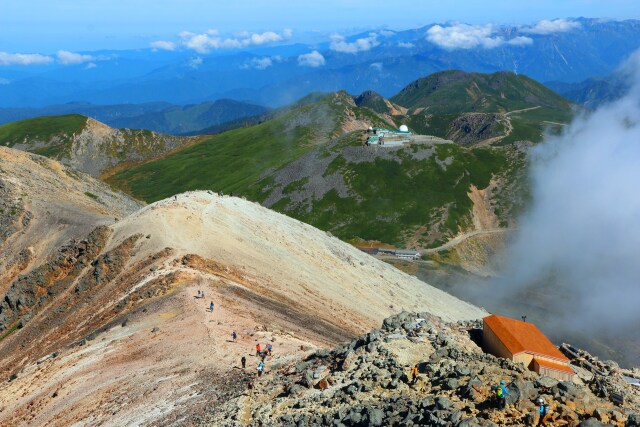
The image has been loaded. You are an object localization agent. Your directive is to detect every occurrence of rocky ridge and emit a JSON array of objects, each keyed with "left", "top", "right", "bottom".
[
  {"left": 207, "top": 312, "right": 640, "bottom": 426},
  {"left": 2, "top": 115, "right": 200, "bottom": 177},
  {"left": 0, "top": 190, "right": 487, "bottom": 426}
]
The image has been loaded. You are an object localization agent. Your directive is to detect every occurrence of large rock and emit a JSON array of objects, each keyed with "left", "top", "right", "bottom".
[
  {"left": 627, "top": 414, "right": 640, "bottom": 427},
  {"left": 507, "top": 379, "right": 537, "bottom": 404},
  {"left": 578, "top": 419, "right": 607, "bottom": 427}
]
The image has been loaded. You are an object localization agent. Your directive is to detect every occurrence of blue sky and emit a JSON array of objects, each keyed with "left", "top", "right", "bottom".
[{"left": 2, "top": 0, "right": 639, "bottom": 53}]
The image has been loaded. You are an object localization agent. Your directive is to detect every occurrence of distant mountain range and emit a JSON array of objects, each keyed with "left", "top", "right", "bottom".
[
  {"left": 0, "top": 18, "right": 638, "bottom": 108},
  {"left": 547, "top": 75, "right": 629, "bottom": 109},
  {"left": 0, "top": 99, "right": 268, "bottom": 135}
]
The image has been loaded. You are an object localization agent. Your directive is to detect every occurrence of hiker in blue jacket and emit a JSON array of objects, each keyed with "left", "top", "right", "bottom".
[
  {"left": 494, "top": 380, "right": 509, "bottom": 409},
  {"left": 537, "top": 397, "right": 550, "bottom": 425}
]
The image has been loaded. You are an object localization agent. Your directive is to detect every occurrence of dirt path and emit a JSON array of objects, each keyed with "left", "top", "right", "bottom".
[
  {"left": 421, "top": 228, "right": 513, "bottom": 254},
  {"left": 505, "top": 105, "right": 541, "bottom": 116}
]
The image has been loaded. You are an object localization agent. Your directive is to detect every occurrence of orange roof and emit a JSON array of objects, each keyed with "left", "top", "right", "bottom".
[
  {"left": 483, "top": 314, "right": 569, "bottom": 361},
  {"left": 533, "top": 357, "right": 575, "bottom": 374}
]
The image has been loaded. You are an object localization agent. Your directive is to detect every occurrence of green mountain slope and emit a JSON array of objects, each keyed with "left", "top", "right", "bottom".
[
  {"left": 107, "top": 91, "right": 395, "bottom": 202},
  {"left": 353, "top": 90, "right": 405, "bottom": 115},
  {"left": 391, "top": 70, "right": 571, "bottom": 113},
  {"left": 388, "top": 70, "right": 574, "bottom": 146},
  {"left": 107, "top": 88, "right": 529, "bottom": 248},
  {"left": 0, "top": 114, "right": 199, "bottom": 177}
]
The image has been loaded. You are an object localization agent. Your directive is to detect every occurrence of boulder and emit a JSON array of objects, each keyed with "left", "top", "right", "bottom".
[
  {"left": 457, "top": 418, "right": 482, "bottom": 427},
  {"left": 536, "top": 376, "right": 559, "bottom": 389},
  {"left": 444, "top": 378, "right": 459, "bottom": 391},
  {"left": 435, "top": 396, "right": 452, "bottom": 411},
  {"left": 364, "top": 407, "right": 384, "bottom": 426},
  {"left": 578, "top": 419, "right": 607, "bottom": 427},
  {"left": 627, "top": 414, "right": 640, "bottom": 427},
  {"left": 507, "top": 379, "right": 537, "bottom": 404}
]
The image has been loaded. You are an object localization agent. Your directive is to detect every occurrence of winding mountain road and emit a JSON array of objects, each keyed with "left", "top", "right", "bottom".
[{"left": 421, "top": 228, "right": 514, "bottom": 254}]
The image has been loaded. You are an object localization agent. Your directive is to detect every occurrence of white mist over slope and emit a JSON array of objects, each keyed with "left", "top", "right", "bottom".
[{"left": 499, "top": 50, "right": 640, "bottom": 329}]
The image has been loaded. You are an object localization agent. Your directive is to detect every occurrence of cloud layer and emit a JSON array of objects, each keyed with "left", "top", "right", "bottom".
[
  {"left": 493, "top": 50, "right": 640, "bottom": 332},
  {"left": 150, "top": 40, "right": 177, "bottom": 51},
  {"left": 330, "top": 33, "right": 379, "bottom": 54},
  {"left": 57, "top": 50, "right": 94, "bottom": 65},
  {"left": 522, "top": 19, "right": 581, "bottom": 35},
  {"left": 0, "top": 52, "right": 53, "bottom": 66},
  {"left": 427, "top": 24, "right": 532, "bottom": 49},
  {"left": 297, "top": 50, "right": 325, "bottom": 67},
  {"left": 152, "top": 29, "right": 293, "bottom": 54},
  {"left": 242, "top": 56, "right": 283, "bottom": 70}
]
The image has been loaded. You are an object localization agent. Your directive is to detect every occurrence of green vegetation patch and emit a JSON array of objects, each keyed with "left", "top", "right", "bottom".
[
  {"left": 285, "top": 144, "right": 509, "bottom": 247},
  {"left": 107, "top": 110, "right": 320, "bottom": 202},
  {"left": 0, "top": 321, "right": 20, "bottom": 343},
  {"left": 0, "top": 115, "right": 87, "bottom": 157}
]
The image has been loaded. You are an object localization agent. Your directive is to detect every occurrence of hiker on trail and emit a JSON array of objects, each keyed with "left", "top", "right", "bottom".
[
  {"left": 495, "top": 380, "right": 509, "bottom": 409},
  {"left": 260, "top": 351, "right": 266, "bottom": 362},
  {"left": 232, "top": 331, "right": 237, "bottom": 342},
  {"left": 209, "top": 301, "right": 214, "bottom": 312},
  {"left": 266, "top": 342, "right": 273, "bottom": 356},
  {"left": 241, "top": 356, "right": 246, "bottom": 369},
  {"left": 537, "top": 398, "right": 550, "bottom": 425},
  {"left": 257, "top": 362, "right": 265, "bottom": 377},
  {"left": 247, "top": 378, "right": 254, "bottom": 397},
  {"left": 410, "top": 364, "right": 419, "bottom": 385},
  {"left": 255, "top": 344, "right": 261, "bottom": 356}
]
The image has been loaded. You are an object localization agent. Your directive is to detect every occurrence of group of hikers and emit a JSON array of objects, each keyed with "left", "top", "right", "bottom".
[
  {"left": 239, "top": 340, "right": 275, "bottom": 397},
  {"left": 410, "top": 365, "right": 550, "bottom": 424},
  {"left": 493, "top": 379, "right": 550, "bottom": 425}
]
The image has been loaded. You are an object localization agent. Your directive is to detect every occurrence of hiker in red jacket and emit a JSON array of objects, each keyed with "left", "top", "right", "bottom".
[{"left": 255, "top": 343, "right": 261, "bottom": 356}]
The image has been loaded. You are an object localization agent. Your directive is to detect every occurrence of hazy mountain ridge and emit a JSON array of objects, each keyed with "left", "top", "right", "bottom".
[
  {"left": 547, "top": 76, "right": 629, "bottom": 108},
  {"left": 0, "top": 99, "right": 269, "bottom": 136},
  {"left": 0, "top": 18, "right": 638, "bottom": 108}
]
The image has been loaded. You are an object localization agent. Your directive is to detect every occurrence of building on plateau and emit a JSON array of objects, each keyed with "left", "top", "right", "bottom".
[
  {"left": 482, "top": 314, "right": 575, "bottom": 381},
  {"left": 395, "top": 249, "right": 421, "bottom": 260},
  {"left": 366, "top": 125, "right": 412, "bottom": 146}
]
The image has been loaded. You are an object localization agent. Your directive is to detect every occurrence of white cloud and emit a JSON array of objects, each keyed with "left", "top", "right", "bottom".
[
  {"left": 242, "top": 56, "right": 283, "bottom": 70},
  {"left": 522, "top": 19, "right": 581, "bottom": 35},
  {"left": 188, "top": 57, "right": 203, "bottom": 69},
  {"left": 297, "top": 50, "right": 325, "bottom": 67},
  {"left": 426, "top": 24, "right": 532, "bottom": 50},
  {"left": 370, "top": 62, "right": 383, "bottom": 71},
  {"left": 378, "top": 30, "right": 395, "bottom": 37},
  {"left": 507, "top": 36, "right": 534, "bottom": 46},
  {"left": 0, "top": 52, "right": 53, "bottom": 66},
  {"left": 398, "top": 42, "right": 415, "bottom": 48},
  {"left": 490, "top": 50, "right": 640, "bottom": 332},
  {"left": 330, "top": 33, "right": 379, "bottom": 54},
  {"left": 150, "top": 40, "right": 177, "bottom": 51},
  {"left": 85, "top": 62, "right": 97, "bottom": 70},
  {"left": 57, "top": 50, "right": 94, "bottom": 65},
  {"left": 178, "top": 29, "right": 293, "bottom": 54}
]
